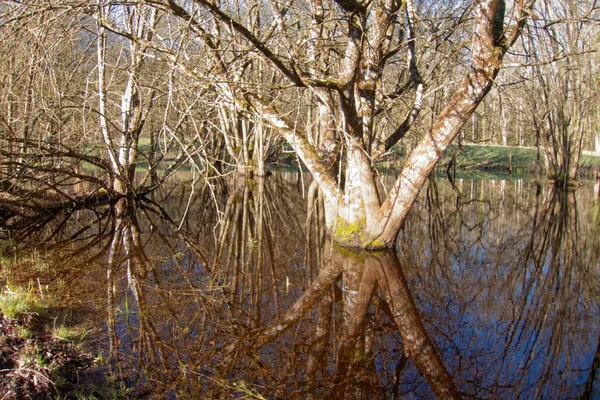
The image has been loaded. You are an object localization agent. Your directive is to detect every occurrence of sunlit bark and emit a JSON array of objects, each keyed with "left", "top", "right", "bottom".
[
  {"left": 73, "top": 0, "right": 526, "bottom": 247},
  {"left": 158, "top": 0, "right": 533, "bottom": 248},
  {"left": 362, "top": 0, "right": 528, "bottom": 247}
]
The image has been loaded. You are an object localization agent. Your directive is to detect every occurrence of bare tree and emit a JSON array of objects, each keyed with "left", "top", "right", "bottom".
[
  {"left": 0, "top": 1, "right": 218, "bottom": 218},
  {"left": 95, "top": 2, "right": 163, "bottom": 195},
  {"left": 520, "top": 0, "right": 600, "bottom": 185},
  {"left": 0, "top": 2, "right": 117, "bottom": 215},
  {"left": 115, "top": 0, "right": 535, "bottom": 248},
  {"left": 463, "top": 0, "right": 600, "bottom": 176},
  {"left": 0, "top": 0, "right": 545, "bottom": 248}
]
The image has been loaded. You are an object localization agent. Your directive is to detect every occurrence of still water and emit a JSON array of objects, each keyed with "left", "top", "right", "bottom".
[{"left": 4, "top": 172, "right": 600, "bottom": 398}]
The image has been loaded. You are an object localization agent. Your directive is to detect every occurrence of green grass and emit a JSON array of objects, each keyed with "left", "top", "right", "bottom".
[
  {"left": 52, "top": 324, "right": 94, "bottom": 343},
  {"left": 442, "top": 144, "right": 538, "bottom": 172},
  {"left": 0, "top": 285, "right": 45, "bottom": 320},
  {"left": 581, "top": 151, "right": 600, "bottom": 168},
  {"left": 441, "top": 144, "right": 600, "bottom": 175}
]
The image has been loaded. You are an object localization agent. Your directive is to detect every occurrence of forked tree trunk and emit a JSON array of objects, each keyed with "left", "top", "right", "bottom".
[
  {"left": 250, "top": 0, "right": 522, "bottom": 249},
  {"left": 327, "top": 0, "right": 510, "bottom": 248}
]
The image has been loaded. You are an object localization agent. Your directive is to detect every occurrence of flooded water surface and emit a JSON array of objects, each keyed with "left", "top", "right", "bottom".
[{"left": 4, "top": 172, "right": 600, "bottom": 398}]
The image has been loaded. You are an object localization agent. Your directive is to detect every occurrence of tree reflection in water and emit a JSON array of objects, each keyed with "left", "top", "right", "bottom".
[
  {"left": 1, "top": 173, "right": 599, "bottom": 398},
  {"left": 398, "top": 179, "right": 600, "bottom": 399},
  {"left": 106, "top": 198, "right": 168, "bottom": 382}
]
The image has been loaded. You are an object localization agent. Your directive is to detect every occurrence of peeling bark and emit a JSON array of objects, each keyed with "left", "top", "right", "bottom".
[
  {"left": 349, "top": 0, "right": 518, "bottom": 248},
  {"left": 326, "top": 0, "right": 525, "bottom": 249}
]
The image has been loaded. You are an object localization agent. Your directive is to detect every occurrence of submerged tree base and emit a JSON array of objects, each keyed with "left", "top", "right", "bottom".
[
  {"left": 330, "top": 218, "right": 390, "bottom": 250},
  {"left": 548, "top": 176, "right": 581, "bottom": 191}
]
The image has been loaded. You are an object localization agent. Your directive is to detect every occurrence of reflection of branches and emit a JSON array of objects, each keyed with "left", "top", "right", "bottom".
[
  {"left": 241, "top": 243, "right": 460, "bottom": 398},
  {"left": 304, "top": 180, "right": 327, "bottom": 281},
  {"left": 1, "top": 202, "right": 116, "bottom": 276},
  {"left": 580, "top": 333, "right": 600, "bottom": 399},
  {"left": 394, "top": 178, "right": 600, "bottom": 397},
  {"left": 478, "top": 185, "right": 598, "bottom": 397},
  {"left": 4, "top": 172, "right": 598, "bottom": 397},
  {"left": 212, "top": 175, "right": 306, "bottom": 323},
  {"left": 253, "top": 246, "right": 342, "bottom": 348},
  {"left": 374, "top": 251, "right": 461, "bottom": 399},
  {"left": 106, "top": 199, "right": 167, "bottom": 377},
  {"left": 499, "top": 187, "right": 587, "bottom": 393}
]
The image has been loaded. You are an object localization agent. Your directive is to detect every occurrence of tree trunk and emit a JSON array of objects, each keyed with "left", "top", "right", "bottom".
[
  {"left": 328, "top": 0, "right": 514, "bottom": 248},
  {"left": 341, "top": 53, "right": 504, "bottom": 247}
]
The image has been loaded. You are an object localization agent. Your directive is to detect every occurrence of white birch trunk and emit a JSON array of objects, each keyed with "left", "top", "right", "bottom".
[
  {"left": 95, "top": 7, "right": 120, "bottom": 179},
  {"left": 96, "top": 5, "right": 157, "bottom": 195}
]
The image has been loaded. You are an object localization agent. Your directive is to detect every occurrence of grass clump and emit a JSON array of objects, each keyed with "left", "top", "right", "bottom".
[
  {"left": 52, "top": 324, "right": 94, "bottom": 344},
  {"left": 0, "top": 285, "right": 45, "bottom": 321}
]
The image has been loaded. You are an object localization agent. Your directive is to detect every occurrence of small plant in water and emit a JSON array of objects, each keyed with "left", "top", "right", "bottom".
[{"left": 52, "top": 324, "right": 91, "bottom": 343}]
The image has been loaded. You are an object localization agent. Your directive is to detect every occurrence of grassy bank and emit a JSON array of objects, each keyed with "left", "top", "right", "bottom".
[
  {"left": 440, "top": 144, "right": 600, "bottom": 176},
  {"left": 0, "top": 252, "right": 125, "bottom": 399},
  {"left": 0, "top": 284, "right": 96, "bottom": 398}
]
